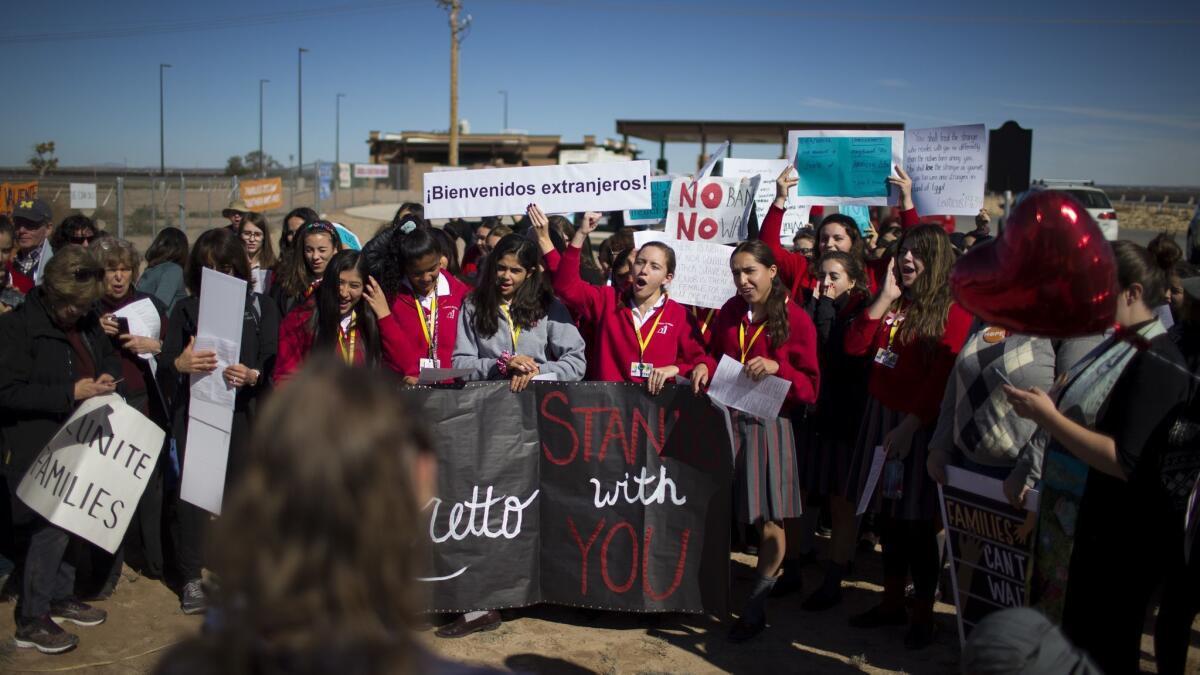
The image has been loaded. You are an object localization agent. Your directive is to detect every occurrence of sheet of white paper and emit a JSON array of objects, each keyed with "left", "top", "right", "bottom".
[
  {"left": 903, "top": 124, "right": 988, "bottom": 216},
  {"left": 857, "top": 446, "right": 888, "bottom": 516},
  {"left": 196, "top": 267, "right": 247, "bottom": 343},
  {"left": 112, "top": 298, "right": 161, "bottom": 371},
  {"left": 634, "top": 231, "right": 737, "bottom": 310},
  {"left": 190, "top": 337, "right": 239, "bottom": 411},
  {"left": 696, "top": 141, "right": 729, "bottom": 180},
  {"left": 531, "top": 373, "right": 559, "bottom": 381},
  {"left": 786, "top": 129, "right": 904, "bottom": 206},
  {"left": 706, "top": 354, "right": 790, "bottom": 420},
  {"left": 722, "top": 158, "right": 812, "bottom": 244},
  {"left": 417, "top": 367, "right": 475, "bottom": 384},
  {"left": 180, "top": 417, "right": 231, "bottom": 515},
  {"left": 252, "top": 268, "right": 273, "bottom": 295}
]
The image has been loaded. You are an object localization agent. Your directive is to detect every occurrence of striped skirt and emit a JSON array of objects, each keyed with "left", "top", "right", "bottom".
[
  {"left": 796, "top": 413, "right": 856, "bottom": 500},
  {"left": 844, "top": 396, "right": 940, "bottom": 521},
  {"left": 729, "top": 411, "right": 803, "bottom": 525}
]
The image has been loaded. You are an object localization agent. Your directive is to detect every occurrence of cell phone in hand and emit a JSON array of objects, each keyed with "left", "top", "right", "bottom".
[
  {"left": 115, "top": 317, "right": 130, "bottom": 334},
  {"left": 994, "top": 368, "right": 1015, "bottom": 389}
]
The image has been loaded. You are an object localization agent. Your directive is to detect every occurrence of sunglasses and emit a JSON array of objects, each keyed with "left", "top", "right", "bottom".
[
  {"left": 72, "top": 267, "right": 105, "bottom": 282},
  {"left": 70, "top": 235, "right": 95, "bottom": 245},
  {"left": 15, "top": 220, "right": 47, "bottom": 231}
]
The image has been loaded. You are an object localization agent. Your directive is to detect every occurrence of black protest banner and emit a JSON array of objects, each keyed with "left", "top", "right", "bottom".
[
  {"left": 938, "top": 466, "right": 1039, "bottom": 647},
  {"left": 405, "top": 382, "right": 731, "bottom": 614}
]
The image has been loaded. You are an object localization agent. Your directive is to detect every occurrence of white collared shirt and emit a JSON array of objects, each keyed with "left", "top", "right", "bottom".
[
  {"left": 629, "top": 293, "right": 667, "bottom": 331},
  {"left": 403, "top": 273, "right": 451, "bottom": 311}
]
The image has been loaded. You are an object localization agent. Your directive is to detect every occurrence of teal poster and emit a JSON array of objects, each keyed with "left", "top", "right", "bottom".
[
  {"left": 795, "top": 137, "right": 891, "bottom": 198},
  {"left": 625, "top": 176, "right": 673, "bottom": 226}
]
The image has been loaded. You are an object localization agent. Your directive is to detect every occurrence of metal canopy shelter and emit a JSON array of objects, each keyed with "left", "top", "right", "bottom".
[{"left": 615, "top": 119, "right": 905, "bottom": 170}]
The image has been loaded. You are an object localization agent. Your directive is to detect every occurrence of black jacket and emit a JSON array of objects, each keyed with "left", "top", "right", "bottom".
[
  {"left": 0, "top": 288, "right": 122, "bottom": 480},
  {"left": 804, "top": 290, "right": 873, "bottom": 436}
]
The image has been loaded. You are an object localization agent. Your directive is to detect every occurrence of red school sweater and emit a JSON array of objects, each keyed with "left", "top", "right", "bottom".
[
  {"left": 843, "top": 301, "right": 974, "bottom": 424},
  {"left": 758, "top": 204, "right": 920, "bottom": 298},
  {"left": 551, "top": 245, "right": 712, "bottom": 382},
  {"left": 379, "top": 271, "right": 470, "bottom": 377},
  {"left": 275, "top": 303, "right": 369, "bottom": 383},
  {"left": 710, "top": 295, "right": 820, "bottom": 411},
  {"left": 683, "top": 304, "right": 721, "bottom": 350}
]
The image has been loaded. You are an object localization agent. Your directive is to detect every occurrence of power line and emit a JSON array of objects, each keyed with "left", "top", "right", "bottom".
[{"left": 0, "top": 1, "right": 418, "bottom": 44}]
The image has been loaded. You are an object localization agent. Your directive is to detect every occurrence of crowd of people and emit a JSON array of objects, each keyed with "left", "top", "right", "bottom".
[{"left": 0, "top": 165, "right": 1196, "bottom": 674}]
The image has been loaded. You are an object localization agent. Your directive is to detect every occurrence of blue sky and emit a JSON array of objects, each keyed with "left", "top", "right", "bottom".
[{"left": 3, "top": 0, "right": 1198, "bottom": 185}]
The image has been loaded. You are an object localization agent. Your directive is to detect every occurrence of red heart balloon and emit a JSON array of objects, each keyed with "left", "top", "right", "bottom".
[{"left": 950, "top": 191, "right": 1117, "bottom": 338}]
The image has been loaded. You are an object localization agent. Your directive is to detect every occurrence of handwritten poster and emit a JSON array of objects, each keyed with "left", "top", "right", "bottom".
[
  {"left": 721, "top": 158, "right": 811, "bottom": 245},
  {"left": 624, "top": 175, "right": 675, "bottom": 227},
  {"left": 904, "top": 124, "right": 988, "bottom": 216},
  {"left": 634, "top": 231, "right": 736, "bottom": 310},
  {"left": 665, "top": 176, "right": 759, "bottom": 244},
  {"left": 787, "top": 129, "right": 904, "bottom": 206}
]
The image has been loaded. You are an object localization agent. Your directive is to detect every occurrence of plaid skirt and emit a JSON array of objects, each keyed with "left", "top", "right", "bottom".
[
  {"left": 844, "top": 396, "right": 940, "bottom": 521},
  {"left": 730, "top": 410, "right": 803, "bottom": 524},
  {"left": 796, "top": 412, "right": 855, "bottom": 500}
]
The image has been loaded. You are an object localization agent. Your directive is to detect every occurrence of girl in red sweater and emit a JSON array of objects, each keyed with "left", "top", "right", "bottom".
[
  {"left": 759, "top": 166, "right": 918, "bottom": 299},
  {"left": 274, "top": 250, "right": 382, "bottom": 382},
  {"left": 711, "top": 240, "right": 820, "bottom": 642},
  {"left": 842, "top": 224, "right": 973, "bottom": 649},
  {"left": 532, "top": 205, "right": 712, "bottom": 394},
  {"left": 375, "top": 227, "right": 470, "bottom": 384},
  {"left": 270, "top": 221, "right": 341, "bottom": 317}
]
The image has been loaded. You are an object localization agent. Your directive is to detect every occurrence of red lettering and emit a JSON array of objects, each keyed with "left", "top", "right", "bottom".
[
  {"left": 678, "top": 180, "right": 697, "bottom": 208},
  {"left": 698, "top": 218, "right": 718, "bottom": 240},
  {"left": 567, "top": 516, "right": 606, "bottom": 596},
  {"left": 601, "top": 521, "right": 638, "bottom": 594},
  {"left": 642, "top": 527, "right": 690, "bottom": 601},
  {"left": 599, "top": 409, "right": 631, "bottom": 464},
  {"left": 632, "top": 407, "right": 666, "bottom": 458},
  {"left": 700, "top": 182, "right": 723, "bottom": 209},
  {"left": 574, "top": 406, "right": 614, "bottom": 462},
  {"left": 540, "top": 390, "right": 578, "bottom": 465},
  {"left": 675, "top": 212, "right": 696, "bottom": 240}
]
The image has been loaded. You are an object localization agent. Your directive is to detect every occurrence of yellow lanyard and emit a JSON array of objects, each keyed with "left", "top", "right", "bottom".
[
  {"left": 631, "top": 298, "right": 666, "bottom": 361},
  {"left": 499, "top": 303, "right": 521, "bottom": 351},
  {"left": 693, "top": 307, "right": 715, "bottom": 335},
  {"left": 739, "top": 320, "right": 767, "bottom": 364},
  {"left": 885, "top": 302, "right": 908, "bottom": 351},
  {"left": 415, "top": 293, "right": 438, "bottom": 358},
  {"left": 337, "top": 312, "right": 357, "bottom": 365}
]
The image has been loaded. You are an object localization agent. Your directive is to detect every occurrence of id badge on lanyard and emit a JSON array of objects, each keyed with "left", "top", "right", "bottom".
[
  {"left": 630, "top": 302, "right": 665, "bottom": 379},
  {"left": 417, "top": 294, "right": 439, "bottom": 370},
  {"left": 876, "top": 308, "right": 905, "bottom": 369}
]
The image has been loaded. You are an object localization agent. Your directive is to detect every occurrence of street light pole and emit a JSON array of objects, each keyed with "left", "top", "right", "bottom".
[
  {"left": 159, "top": 63, "right": 171, "bottom": 175},
  {"left": 259, "top": 79, "right": 269, "bottom": 177},
  {"left": 298, "top": 47, "right": 308, "bottom": 175},
  {"left": 335, "top": 93, "right": 345, "bottom": 208},
  {"left": 499, "top": 89, "right": 508, "bottom": 131}
]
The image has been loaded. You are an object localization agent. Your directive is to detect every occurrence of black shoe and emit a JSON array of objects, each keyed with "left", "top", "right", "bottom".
[
  {"left": 14, "top": 615, "right": 79, "bottom": 654},
  {"left": 904, "top": 620, "right": 936, "bottom": 649},
  {"left": 801, "top": 584, "right": 843, "bottom": 611},
  {"left": 435, "top": 610, "right": 502, "bottom": 638},
  {"left": 726, "top": 615, "right": 766, "bottom": 643},
  {"left": 848, "top": 604, "right": 907, "bottom": 628},
  {"left": 769, "top": 566, "right": 804, "bottom": 598},
  {"left": 180, "top": 579, "right": 206, "bottom": 615},
  {"left": 50, "top": 599, "right": 107, "bottom": 627},
  {"left": 857, "top": 533, "right": 879, "bottom": 553}
]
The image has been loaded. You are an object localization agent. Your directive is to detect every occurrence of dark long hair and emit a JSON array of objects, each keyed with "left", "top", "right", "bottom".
[
  {"left": 731, "top": 240, "right": 790, "bottom": 349},
  {"left": 278, "top": 222, "right": 342, "bottom": 300},
  {"left": 280, "top": 207, "right": 320, "bottom": 252},
  {"left": 145, "top": 227, "right": 189, "bottom": 269},
  {"left": 893, "top": 224, "right": 955, "bottom": 346},
  {"left": 186, "top": 228, "right": 252, "bottom": 296},
  {"left": 470, "top": 234, "right": 553, "bottom": 338},
  {"left": 380, "top": 227, "right": 441, "bottom": 298},
  {"left": 818, "top": 213, "right": 867, "bottom": 261},
  {"left": 311, "top": 251, "right": 381, "bottom": 367},
  {"left": 815, "top": 250, "right": 869, "bottom": 296},
  {"left": 240, "top": 211, "right": 277, "bottom": 269}
]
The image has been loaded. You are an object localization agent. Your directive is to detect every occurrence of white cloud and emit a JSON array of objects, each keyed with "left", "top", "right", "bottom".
[
  {"left": 797, "top": 97, "right": 964, "bottom": 125},
  {"left": 1001, "top": 102, "right": 1200, "bottom": 131}
]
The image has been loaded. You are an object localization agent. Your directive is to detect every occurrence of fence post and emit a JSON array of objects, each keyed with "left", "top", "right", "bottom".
[
  {"left": 207, "top": 180, "right": 212, "bottom": 229},
  {"left": 179, "top": 174, "right": 187, "bottom": 233},
  {"left": 116, "top": 177, "right": 125, "bottom": 239}
]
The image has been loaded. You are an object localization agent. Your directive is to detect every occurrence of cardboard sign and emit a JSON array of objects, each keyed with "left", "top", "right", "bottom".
[
  {"left": 1, "top": 182, "right": 39, "bottom": 216},
  {"left": 239, "top": 178, "right": 283, "bottom": 212},
  {"left": 354, "top": 164, "right": 390, "bottom": 179},
  {"left": 665, "top": 176, "right": 759, "bottom": 244},
  {"left": 424, "top": 161, "right": 652, "bottom": 219},
  {"left": 69, "top": 183, "right": 97, "bottom": 210},
  {"left": 721, "top": 159, "right": 812, "bottom": 246},
  {"left": 338, "top": 163, "right": 352, "bottom": 189},
  {"left": 786, "top": 129, "right": 904, "bottom": 206},
  {"left": 407, "top": 382, "right": 732, "bottom": 614},
  {"left": 624, "top": 175, "right": 674, "bottom": 227},
  {"left": 939, "top": 466, "right": 1040, "bottom": 647},
  {"left": 17, "top": 395, "right": 165, "bottom": 553},
  {"left": 904, "top": 124, "right": 988, "bottom": 216},
  {"left": 634, "top": 231, "right": 736, "bottom": 310}
]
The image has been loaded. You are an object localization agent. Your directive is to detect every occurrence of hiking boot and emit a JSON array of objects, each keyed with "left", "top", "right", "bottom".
[
  {"left": 14, "top": 616, "right": 79, "bottom": 654},
  {"left": 50, "top": 599, "right": 107, "bottom": 627},
  {"left": 180, "top": 578, "right": 206, "bottom": 615}
]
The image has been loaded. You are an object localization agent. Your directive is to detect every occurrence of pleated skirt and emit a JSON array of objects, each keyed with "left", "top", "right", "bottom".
[
  {"left": 844, "top": 396, "right": 940, "bottom": 521},
  {"left": 730, "top": 410, "right": 803, "bottom": 525},
  {"left": 796, "top": 413, "right": 856, "bottom": 500}
]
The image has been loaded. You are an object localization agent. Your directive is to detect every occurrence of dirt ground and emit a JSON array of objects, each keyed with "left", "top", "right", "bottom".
[{"left": 0, "top": 543, "right": 1194, "bottom": 674}]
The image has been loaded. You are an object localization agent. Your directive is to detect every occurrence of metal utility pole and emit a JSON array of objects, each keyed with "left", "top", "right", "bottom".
[
  {"left": 298, "top": 48, "right": 308, "bottom": 173},
  {"left": 438, "top": 0, "right": 469, "bottom": 166},
  {"left": 499, "top": 89, "right": 508, "bottom": 131},
  {"left": 259, "top": 79, "right": 269, "bottom": 177},
  {"left": 335, "top": 93, "right": 345, "bottom": 208},
  {"left": 159, "top": 63, "right": 171, "bottom": 175}
]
